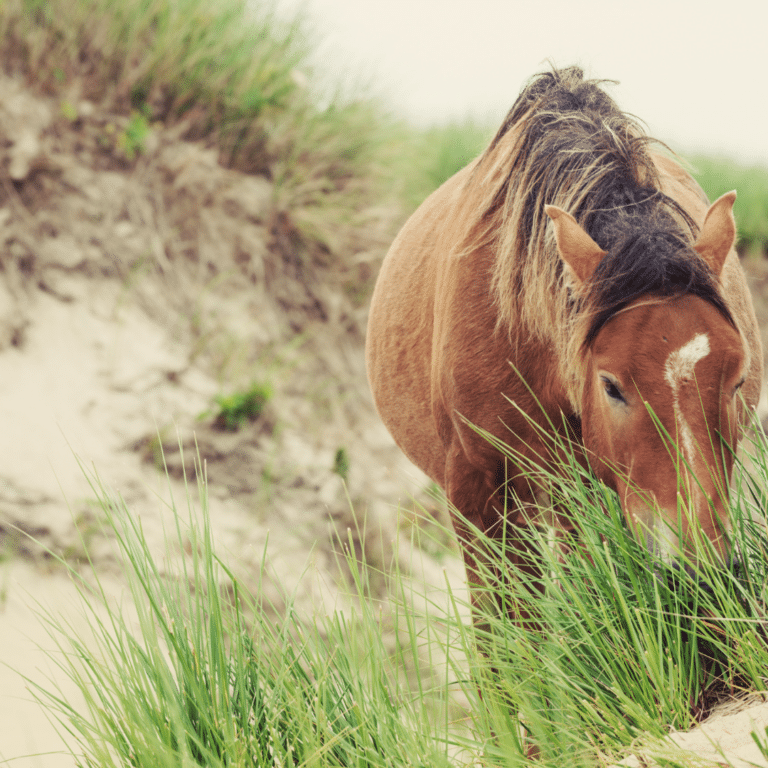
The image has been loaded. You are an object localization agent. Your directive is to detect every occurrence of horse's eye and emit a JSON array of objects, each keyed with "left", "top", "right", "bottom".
[
  {"left": 732, "top": 377, "right": 746, "bottom": 397},
  {"left": 601, "top": 376, "right": 626, "bottom": 404}
]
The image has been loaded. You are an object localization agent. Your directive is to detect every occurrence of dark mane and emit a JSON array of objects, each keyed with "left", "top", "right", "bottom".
[
  {"left": 480, "top": 65, "right": 733, "bottom": 359},
  {"left": 583, "top": 201, "right": 735, "bottom": 344}
]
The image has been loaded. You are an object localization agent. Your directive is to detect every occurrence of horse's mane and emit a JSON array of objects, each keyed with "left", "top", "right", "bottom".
[{"left": 468, "top": 66, "right": 732, "bottom": 408}]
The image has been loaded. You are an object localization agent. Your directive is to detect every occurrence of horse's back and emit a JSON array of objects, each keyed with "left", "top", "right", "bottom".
[{"left": 366, "top": 163, "right": 477, "bottom": 486}]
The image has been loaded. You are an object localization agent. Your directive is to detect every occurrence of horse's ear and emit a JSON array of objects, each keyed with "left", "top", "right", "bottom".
[
  {"left": 693, "top": 190, "right": 737, "bottom": 278},
  {"left": 545, "top": 205, "right": 606, "bottom": 285}
]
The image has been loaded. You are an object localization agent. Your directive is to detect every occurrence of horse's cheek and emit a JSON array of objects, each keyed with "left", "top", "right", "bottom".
[
  {"left": 580, "top": 413, "right": 610, "bottom": 481},
  {"left": 581, "top": 402, "right": 629, "bottom": 488}
]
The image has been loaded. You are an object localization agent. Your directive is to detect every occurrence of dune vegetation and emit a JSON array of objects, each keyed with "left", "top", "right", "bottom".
[
  {"left": 34, "top": 424, "right": 768, "bottom": 767},
  {"left": 2, "top": 0, "right": 765, "bottom": 254}
]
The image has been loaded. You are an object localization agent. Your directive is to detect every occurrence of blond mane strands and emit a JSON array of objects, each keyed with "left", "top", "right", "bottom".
[{"left": 467, "top": 66, "right": 704, "bottom": 408}]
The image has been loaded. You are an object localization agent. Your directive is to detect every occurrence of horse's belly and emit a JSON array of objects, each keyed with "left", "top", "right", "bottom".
[
  {"left": 366, "top": 235, "right": 446, "bottom": 486},
  {"left": 367, "top": 164, "right": 481, "bottom": 487}
]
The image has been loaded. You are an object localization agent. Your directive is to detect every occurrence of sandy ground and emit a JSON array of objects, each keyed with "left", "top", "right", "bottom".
[
  {"left": 0, "top": 285, "right": 210, "bottom": 766},
  {"left": 0, "top": 279, "right": 450, "bottom": 765},
  {"left": 0, "top": 562, "right": 87, "bottom": 767},
  {"left": 616, "top": 703, "right": 768, "bottom": 767}
]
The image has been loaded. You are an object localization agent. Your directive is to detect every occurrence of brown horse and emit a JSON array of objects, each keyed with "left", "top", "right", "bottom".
[{"left": 366, "top": 67, "right": 763, "bottom": 605}]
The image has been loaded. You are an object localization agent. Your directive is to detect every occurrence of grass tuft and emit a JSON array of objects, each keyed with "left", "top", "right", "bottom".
[
  {"left": 31, "top": 417, "right": 768, "bottom": 767},
  {"left": 460, "top": 412, "right": 768, "bottom": 765},
  {"left": 0, "top": 0, "right": 310, "bottom": 162},
  {"left": 30, "top": 459, "right": 463, "bottom": 767},
  {"left": 210, "top": 381, "right": 273, "bottom": 431}
]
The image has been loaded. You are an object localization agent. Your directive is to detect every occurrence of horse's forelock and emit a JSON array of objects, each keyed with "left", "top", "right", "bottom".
[{"left": 581, "top": 227, "right": 736, "bottom": 348}]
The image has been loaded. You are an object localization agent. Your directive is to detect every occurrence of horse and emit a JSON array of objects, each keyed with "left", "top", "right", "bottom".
[{"left": 366, "top": 66, "right": 763, "bottom": 612}]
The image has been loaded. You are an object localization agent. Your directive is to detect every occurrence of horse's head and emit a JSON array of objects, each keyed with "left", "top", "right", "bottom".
[{"left": 546, "top": 192, "right": 747, "bottom": 567}]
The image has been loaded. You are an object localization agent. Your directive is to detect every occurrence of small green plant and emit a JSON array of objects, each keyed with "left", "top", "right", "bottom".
[
  {"left": 60, "top": 99, "right": 78, "bottom": 122},
  {"left": 211, "top": 381, "right": 272, "bottom": 431},
  {"left": 117, "top": 109, "right": 151, "bottom": 160},
  {"left": 332, "top": 446, "right": 350, "bottom": 480}
]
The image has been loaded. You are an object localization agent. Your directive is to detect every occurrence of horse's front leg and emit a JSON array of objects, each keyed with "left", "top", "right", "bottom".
[{"left": 444, "top": 446, "right": 544, "bottom": 625}]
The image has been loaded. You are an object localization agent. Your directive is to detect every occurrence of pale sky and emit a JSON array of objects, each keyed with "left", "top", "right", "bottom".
[{"left": 277, "top": 0, "right": 768, "bottom": 165}]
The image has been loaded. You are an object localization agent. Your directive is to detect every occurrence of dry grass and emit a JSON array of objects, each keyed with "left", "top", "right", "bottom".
[{"left": 0, "top": 0, "right": 409, "bottom": 312}]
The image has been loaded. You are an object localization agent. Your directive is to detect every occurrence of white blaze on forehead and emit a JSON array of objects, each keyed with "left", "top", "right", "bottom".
[
  {"left": 664, "top": 333, "right": 711, "bottom": 387},
  {"left": 663, "top": 332, "right": 711, "bottom": 469}
]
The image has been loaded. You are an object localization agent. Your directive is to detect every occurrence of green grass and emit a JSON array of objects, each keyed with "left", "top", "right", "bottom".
[
  {"left": 30, "top": 460, "right": 463, "bottom": 767},
  {"left": 400, "top": 119, "right": 494, "bottom": 211},
  {"left": 209, "top": 381, "right": 273, "bottom": 431},
  {"left": 0, "top": 0, "right": 411, "bottom": 281},
  {"left": 0, "top": 0, "right": 310, "bottom": 168},
  {"left": 460, "top": 411, "right": 768, "bottom": 765},
  {"left": 153, "top": 2, "right": 296, "bottom": 120},
  {"left": 28, "top": 417, "right": 768, "bottom": 767}
]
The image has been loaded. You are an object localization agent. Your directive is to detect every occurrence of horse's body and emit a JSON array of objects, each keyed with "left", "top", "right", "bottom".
[{"left": 366, "top": 68, "right": 763, "bottom": 595}]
